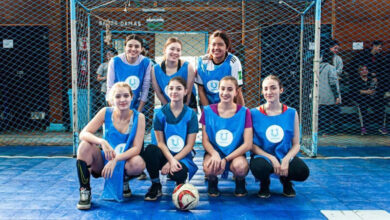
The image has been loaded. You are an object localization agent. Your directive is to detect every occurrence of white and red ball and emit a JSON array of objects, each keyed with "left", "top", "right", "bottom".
[{"left": 172, "top": 183, "right": 199, "bottom": 210}]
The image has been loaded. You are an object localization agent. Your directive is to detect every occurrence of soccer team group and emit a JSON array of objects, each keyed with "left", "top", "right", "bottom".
[{"left": 75, "top": 30, "right": 310, "bottom": 210}]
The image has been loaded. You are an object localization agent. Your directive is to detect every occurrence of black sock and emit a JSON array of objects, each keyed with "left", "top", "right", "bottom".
[{"left": 77, "top": 160, "right": 91, "bottom": 190}]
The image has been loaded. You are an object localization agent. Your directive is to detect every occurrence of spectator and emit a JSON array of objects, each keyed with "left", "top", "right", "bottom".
[
  {"left": 318, "top": 39, "right": 341, "bottom": 135},
  {"left": 357, "top": 41, "right": 389, "bottom": 134},
  {"left": 352, "top": 65, "right": 378, "bottom": 135}
]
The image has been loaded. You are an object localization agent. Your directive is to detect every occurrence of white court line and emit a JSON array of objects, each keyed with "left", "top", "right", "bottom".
[
  {"left": 0, "top": 155, "right": 390, "bottom": 159},
  {"left": 305, "top": 156, "right": 390, "bottom": 159},
  {"left": 321, "top": 210, "right": 390, "bottom": 220},
  {"left": 0, "top": 155, "right": 73, "bottom": 159}
]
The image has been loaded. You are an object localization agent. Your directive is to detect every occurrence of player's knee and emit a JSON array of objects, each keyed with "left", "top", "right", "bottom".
[
  {"left": 77, "top": 141, "right": 93, "bottom": 159},
  {"left": 126, "top": 156, "right": 145, "bottom": 175},
  {"left": 231, "top": 158, "right": 248, "bottom": 177}
]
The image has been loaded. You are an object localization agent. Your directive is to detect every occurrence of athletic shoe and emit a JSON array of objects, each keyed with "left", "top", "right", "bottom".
[
  {"left": 234, "top": 178, "right": 247, "bottom": 197},
  {"left": 207, "top": 178, "right": 220, "bottom": 197},
  {"left": 258, "top": 179, "right": 271, "bottom": 198},
  {"left": 379, "top": 127, "right": 388, "bottom": 135},
  {"left": 144, "top": 183, "right": 162, "bottom": 201},
  {"left": 280, "top": 178, "right": 296, "bottom": 197},
  {"left": 137, "top": 171, "right": 148, "bottom": 180},
  {"left": 77, "top": 188, "right": 91, "bottom": 210},
  {"left": 123, "top": 181, "right": 132, "bottom": 198},
  {"left": 361, "top": 127, "right": 367, "bottom": 135}
]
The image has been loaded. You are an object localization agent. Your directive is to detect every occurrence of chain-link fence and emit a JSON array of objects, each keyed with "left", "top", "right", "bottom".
[{"left": 1, "top": 0, "right": 389, "bottom": 156}]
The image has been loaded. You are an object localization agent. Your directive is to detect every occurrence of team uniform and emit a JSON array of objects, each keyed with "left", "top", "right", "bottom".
[
  {"left": 201, "top": 104, "right": 251, "bottom": 178},
  {"left": 144, "top": 104, "right": 198, "bottom": 182},
  {"left": 154, "top": 60, "right": 197, "bottom": 109},
  {"left": 100, "top": 107, "right": 140, "bottom": 202},
  {"left": 106, "top": 54, "right": 152, "bottom": 110},
  {"left": 250, "top": 105, "right": 309, "bottom": 197},
  {"left": 195, "top": 53, "right": 243, "bottom": 104}
]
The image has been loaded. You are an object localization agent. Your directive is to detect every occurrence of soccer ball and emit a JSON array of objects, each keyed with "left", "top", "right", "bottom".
[{"left": 172, "top": 183, "right": 199, "bottom": 211}]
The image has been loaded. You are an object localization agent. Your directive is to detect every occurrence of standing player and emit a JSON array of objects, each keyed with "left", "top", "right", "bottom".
[
  {"left": 250, "top": 75, "right": 309, "bottom": 198},
  {"left": 195, "top": 30, "right": 245, "bottom": 106},
  {"left": 143, "top": 77, "right": 198, "bottom": 201},
  {"left": 76, "top": 82, "right": 146, "bottom": 209},
  {"left": 201, "top": 76, "right": 252, "bottom": 197},
  {"left": 106, "top": 35, "right": 152, "bottom": 112},
  {"left": 151, "top": 37, "right": 197, "bottom": 111}
]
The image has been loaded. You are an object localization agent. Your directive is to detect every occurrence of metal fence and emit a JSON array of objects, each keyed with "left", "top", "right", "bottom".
[{"left": 1, "top": 0, "right": 389, "bottom": 156}]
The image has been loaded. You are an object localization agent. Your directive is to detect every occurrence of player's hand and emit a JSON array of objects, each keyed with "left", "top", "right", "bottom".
[
  {"left": 161, "top": 162, "right": 170, "bottom": 175},
  {"left": 269, "top": 156, "right": 281, "bottom": 175},
  {"left": 101, "top": 159, "right": 117, "bottom": 179},
  {"left": 280, "top": 157, "right": 290, "bottom": 177},
  {"left": 101, "top": 139, "right": 116, "bottom": 161},
  {"left": 208, "top": 152, "right": 222, "bottom": 174},
  {"left": 335, "top": 98, "right": 341, "bottom": 105},
  {"left": 169, "top": 158, "right": 182, "bottom": 175}
]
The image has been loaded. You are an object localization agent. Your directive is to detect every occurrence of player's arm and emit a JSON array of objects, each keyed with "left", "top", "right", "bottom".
[
  {"left": 185, "top": 63, "right": 196, "bottom": 106},
  {"left": 151, "top": 66, "right": 169, "bottom": 105}
]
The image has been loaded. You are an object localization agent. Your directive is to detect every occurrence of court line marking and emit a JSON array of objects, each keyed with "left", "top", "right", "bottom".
[
  {"left": 0, "top": 155, "right": 73, "bottom": 159},
  {"left": 0, "top": 155, "right": 390, "bottom": 159}
]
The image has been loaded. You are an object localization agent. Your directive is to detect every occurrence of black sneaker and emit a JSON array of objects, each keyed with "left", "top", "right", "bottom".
[
  {"left": 234, "top": 178, "right": 247, "bottom": 197},
  {"left": 123, "top": 181, "right": 132, "bottom": 198},
  {"left": 144, "top": 182, "right": 162, "bottom": 201},
  {"left": 207, "top": 178, "right": 220, "bottom": 197},
  {"left": 258, "top": 179, "right": 271, "bottom": 198},
  {"left": 281, "top": 178, "right": 296, "bottom": 197},
  {"left": 77, "top": 188, "right": 91, "bottom": 210}
]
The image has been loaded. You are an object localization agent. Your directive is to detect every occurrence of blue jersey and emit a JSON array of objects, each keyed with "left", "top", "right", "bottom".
[
  {"left": 197, "top": 54, "right": 233, "bottom": 104},
  {"left": 204, "top": 105, "right": 246, "bottom": 157},
  {"left": 113, "top": 56, "right": 150, "bottom": 109},
  {"left": 153, "top": 105, "right": 198, "bottom": 180},
  {"left": 101, "top": 107, "right": 140, "bottom": 202},
  {"left": 251, "top": 107, "right": 296, "bottom": 161},
  {"left": 154, "top": 61, "right": 195, "bottom": 102}
]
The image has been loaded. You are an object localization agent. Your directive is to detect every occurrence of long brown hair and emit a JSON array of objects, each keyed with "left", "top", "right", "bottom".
[
  {"left": 207, "top": 30, "right": 232, "bottom": 57},
  {"left": 163, "top": 37, "right": 182, "bottom": 61}
]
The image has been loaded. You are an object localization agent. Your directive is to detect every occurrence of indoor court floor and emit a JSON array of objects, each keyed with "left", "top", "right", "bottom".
[{"left": 0, "top": 145, "right": 389, "bottom": 219}]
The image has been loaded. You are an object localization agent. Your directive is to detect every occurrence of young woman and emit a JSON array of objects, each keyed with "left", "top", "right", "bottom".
[
  {"left": 151, "top": 37, "right": 197, "bottom": 111},
  {"left": 106, "top": 35, "right": 152, "bottom": 112},
  {"left": 143, "top": 77, "right": 198, "bottom": 201},
  {"left": 195, "top": 30, "right": 245, "bottom": 106},
  {"left": 201, "top": 76, "right": 252, "bottom": 197},
  {"left": 250, "top": 75, "right": 309, "bottom": 198},
  {"left": 76, "top": 82, "right": 146, "bottom": 209}
]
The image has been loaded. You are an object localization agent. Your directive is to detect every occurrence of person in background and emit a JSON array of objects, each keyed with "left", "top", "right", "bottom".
[
  {"left": 351, "top": 65, "right": 379, "bottom": 135},
  {"left": 318, "top": 39, "right": 341, "bottom": 135},
  {"left": 96, "top": 48, "right": 117, "bottom": 110}
]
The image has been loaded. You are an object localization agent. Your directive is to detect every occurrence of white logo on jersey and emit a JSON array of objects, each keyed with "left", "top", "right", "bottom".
[
  {"left": 265, "top": 125, "right": 284, "bottom": 143},
  {"left": 125, "top": 76, "right": 140, "bottom": 90},
  {"left": 167, "top": 135, "right": 185, "bottom": 153},
  {"left": 207, "top": 80, "right": 219, "bottom": 93},
  {"left": 114, "top": 143, "right": 126, "bottom": 154},
  {"left": 215, "top": 129, "right": 233, "bottom": 147}
]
